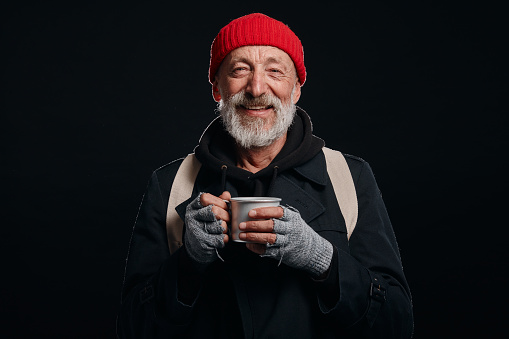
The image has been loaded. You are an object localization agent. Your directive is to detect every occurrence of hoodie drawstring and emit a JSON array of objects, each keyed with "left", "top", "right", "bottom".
[
  {"left": 221, "top": 165, "right": 228, "bottom": 192},
  {"left": 268, "top": 166, "right": 279, "bottom": 194}
]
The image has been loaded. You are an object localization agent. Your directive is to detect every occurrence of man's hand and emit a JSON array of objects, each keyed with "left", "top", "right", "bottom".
[
  {"left": 184, "top": 191, "right": 231, "bottom": 265},
  {"left": 239, "top": 206, "right": 283, "bottom": 253},
  {"left": 241, "top": 205, "right": 333, "bottom": 277}
]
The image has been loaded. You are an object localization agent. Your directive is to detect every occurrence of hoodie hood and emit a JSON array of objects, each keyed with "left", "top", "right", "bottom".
[{"left": 194, "top": 107, "right": 324, "bottom": 195}]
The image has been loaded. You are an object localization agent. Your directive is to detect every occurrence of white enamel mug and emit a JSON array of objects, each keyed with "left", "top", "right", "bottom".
[{"left": 229, "top": 197, "right": 281, "bottom": 242}]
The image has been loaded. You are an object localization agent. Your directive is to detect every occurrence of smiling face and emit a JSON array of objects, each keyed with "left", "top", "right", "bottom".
[{"left": 213, "top": 45, "right": 302, "bottom": 149}]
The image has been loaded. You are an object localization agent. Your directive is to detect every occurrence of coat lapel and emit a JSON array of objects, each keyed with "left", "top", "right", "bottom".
[
  {"left": 268, "top": 152, "right": 328, "bottom": 224},
  {"left": 269, "top": 175, "right": 325, "bottom": 223}
]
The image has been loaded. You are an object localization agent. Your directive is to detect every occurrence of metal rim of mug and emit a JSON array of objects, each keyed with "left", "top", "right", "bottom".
[{"left": 230, "top": 197, "right": 281, "bottom": 203}]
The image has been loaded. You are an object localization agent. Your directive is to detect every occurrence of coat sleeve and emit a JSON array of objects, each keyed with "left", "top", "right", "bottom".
[
  {"left": 116, "top": 166, "right": 202, "bottom": 338},
  {"left": 315, "top": 159, "right": 414, "bottom": 338}
]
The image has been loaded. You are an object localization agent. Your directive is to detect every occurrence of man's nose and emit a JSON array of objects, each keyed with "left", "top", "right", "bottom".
[{"left": 245, "top": 69, "right": 267, "bottom": 98}]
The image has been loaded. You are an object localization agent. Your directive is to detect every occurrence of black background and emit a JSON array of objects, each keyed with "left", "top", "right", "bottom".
[{"left": 2, "top": 1, "right": 507, "bottom": 338}]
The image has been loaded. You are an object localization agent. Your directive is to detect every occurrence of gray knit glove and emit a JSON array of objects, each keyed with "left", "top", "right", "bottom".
[
  {"left": 263, "top": 206, "right": 333, "bottom": 277},
  {"left": 184, "top": 193, "right": 225, "bottom": 264}
]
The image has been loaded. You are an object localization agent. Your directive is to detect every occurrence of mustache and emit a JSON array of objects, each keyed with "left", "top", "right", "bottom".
[{"left": 228, "top": 91, "right": 282, "bottom": 111}]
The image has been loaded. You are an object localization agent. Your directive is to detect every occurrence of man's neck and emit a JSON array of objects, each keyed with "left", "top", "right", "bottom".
[{"left": 235, "top": 134, "right": 287, "bottom": 173}]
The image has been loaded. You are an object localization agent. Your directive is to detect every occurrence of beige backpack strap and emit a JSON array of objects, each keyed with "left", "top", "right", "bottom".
[
  {"left": 323, "top": 147, "right": 358, "bottom": 240},
  {"left": 166, "top": 153, "right": 202, "bottom": 254}
]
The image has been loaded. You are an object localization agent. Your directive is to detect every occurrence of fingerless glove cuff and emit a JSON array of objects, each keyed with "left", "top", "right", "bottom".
[{"left": 304, "top": 235, "right": 334, "bottom": 277}]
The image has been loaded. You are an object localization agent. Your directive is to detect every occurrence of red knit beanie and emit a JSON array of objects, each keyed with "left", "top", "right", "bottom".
[{"left": 209, "top": 13, "right": 306, "bottom": 86}]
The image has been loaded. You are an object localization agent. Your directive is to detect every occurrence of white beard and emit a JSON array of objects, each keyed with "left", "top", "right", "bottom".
[{"left": 218, "top": 89, "right": 297, "bottom": 149}]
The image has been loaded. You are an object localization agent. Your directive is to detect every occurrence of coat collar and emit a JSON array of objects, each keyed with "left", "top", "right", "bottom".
[{"left": 292, "top": 149, "right": 328, "bottom": 186}]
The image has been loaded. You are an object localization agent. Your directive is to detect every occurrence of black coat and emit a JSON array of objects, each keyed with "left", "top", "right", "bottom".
[{"left": 117, "top": 112, "right": 413, "bottom": 338}]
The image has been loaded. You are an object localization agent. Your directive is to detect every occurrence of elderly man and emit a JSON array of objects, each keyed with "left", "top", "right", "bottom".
[{"left": 117, "top": 13, "right": 413, "bottom": 338}]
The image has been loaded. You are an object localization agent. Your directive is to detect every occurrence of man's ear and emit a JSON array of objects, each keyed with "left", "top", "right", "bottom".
[
  {"left": 212, "top": 81, "right": 221, "bottom": 102},
  {"left": 293, "top": 80, "right": 302, "bottom": 104}
]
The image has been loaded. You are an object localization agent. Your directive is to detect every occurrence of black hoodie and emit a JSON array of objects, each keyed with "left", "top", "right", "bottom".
[{"left": 186, "top": 108, "right": 329, "bottom": 337}]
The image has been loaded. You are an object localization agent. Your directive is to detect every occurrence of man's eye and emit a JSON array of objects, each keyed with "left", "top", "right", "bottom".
[{"left": 269, "top": 69, "right": 283, "bottom": 74}]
